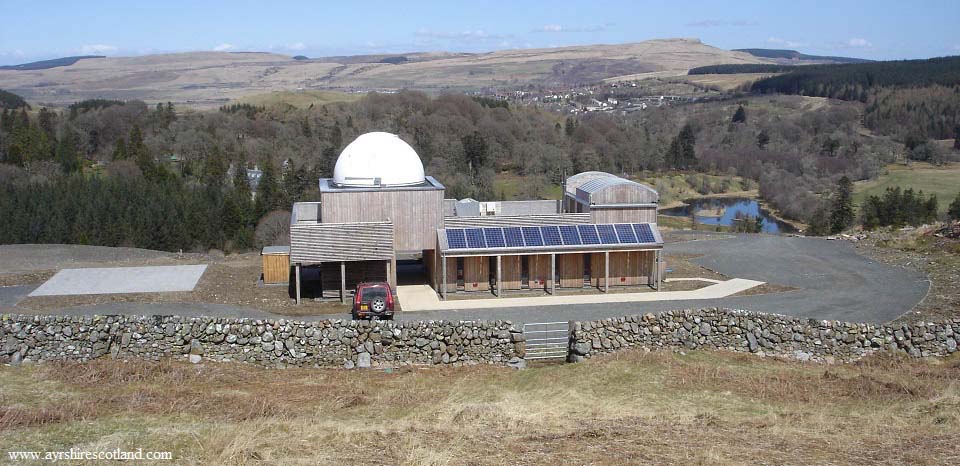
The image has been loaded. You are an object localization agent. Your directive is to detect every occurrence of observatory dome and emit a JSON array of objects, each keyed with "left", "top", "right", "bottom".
[{"left": 332, "top": 132, "right": 425, "bottom": 187}]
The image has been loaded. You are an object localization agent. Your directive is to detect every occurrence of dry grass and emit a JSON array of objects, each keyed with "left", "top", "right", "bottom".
[{"left": 2, "top": 350, "right": 958, "bottom": 465}]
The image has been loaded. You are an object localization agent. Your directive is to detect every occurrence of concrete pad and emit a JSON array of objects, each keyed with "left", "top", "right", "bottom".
[
  {"left": 400, "top": 278, "right": 765, "bottom": 312},
  {"left": 396, "top": 284, "right": 441, "bottom": 311},
  {"left": 29, "top": 265, "right": 207, "bottom": 297}
]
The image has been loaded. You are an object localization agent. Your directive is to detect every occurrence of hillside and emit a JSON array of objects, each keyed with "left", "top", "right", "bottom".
[
  {"left": 734, "top": 48, "right": 872, "bottom": 64},
  {"left": 0, "top": 55, "right": 105, "bottom": 71},
  {"left": 0, "top": 39, "right": 768, "bottom": 108}
]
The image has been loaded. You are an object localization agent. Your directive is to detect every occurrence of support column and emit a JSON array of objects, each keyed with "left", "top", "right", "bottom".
[
  {"left": 295, "top": 263, "right": 301, "bottom": 304},
  {"left": 604, "top": 251, "right": 610, "bottom": 293},
  {"left": 386, "top": 260, "right": 392, "bottom": 288},
  {"left": 550, "top": 253, "right": 556, "bottom": 295},
  {"left": 441, "top": 256, "right": 448, "bottom": 300},
  {"left": 496, "top": 255, "right": 502, "bottom": 298},
  {"left": 655, "top": 250, "right": 662, "bottom": 291},
  {"left": 340, "top": 261, "right": 346, "bottom": 304}
]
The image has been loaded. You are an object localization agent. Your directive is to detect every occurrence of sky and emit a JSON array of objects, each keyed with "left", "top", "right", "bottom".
[{"left": 1, "top": 0, "right": 958, "bottom": 65}]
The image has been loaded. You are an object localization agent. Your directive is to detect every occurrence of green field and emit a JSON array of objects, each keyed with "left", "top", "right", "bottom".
[
  {"left": 237, "top": 90, "right": 362, "bottom": 109},
  {"left": 854, "top": 162, "right": 960, "bottom": 214}
]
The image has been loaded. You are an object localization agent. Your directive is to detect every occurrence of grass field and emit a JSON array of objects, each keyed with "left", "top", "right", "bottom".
[
  {"left": 1, "top": 351, "right": 957, "bottom": 465},
  {"left": 854, "top": 162, "right": 960, "bottom": 214},
  {"left": 237, "top": 90, "right": 362, "bottom": 109},
  {"left": 493, "top": 173, "right": 563, "bottom": 200}
]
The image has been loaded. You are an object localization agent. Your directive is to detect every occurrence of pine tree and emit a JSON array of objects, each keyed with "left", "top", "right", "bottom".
[
  {"left": 732, "top": 105, "right": 747, "bottom": 124},
  {"left": 55, "top": 128, "right": 82, "bottom": 173},
  {"left": 564, "top": 117, "right": 577, "bottom": 137},
  {"left": 254, "top": 157, "right": 278, "bottom": 218},
  {"left": 949, "top": 192, "right": 960, "bottom": 220},
  {"left": 757, "top": 130, "right": 770, "bottom": 149},
  {"left": 954, "top": 125, "right": 960, "bottom": 151},
  {"left": 829, "top": 176, "right": 855, "bottom": 234},
  {"left": 112, "top": 137, "right": 127, "bottom": 160},
  {"left": 128, "top": 124, "right": 153, "bottom": 177}
]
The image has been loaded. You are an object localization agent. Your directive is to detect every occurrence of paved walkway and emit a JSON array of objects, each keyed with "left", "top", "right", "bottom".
[
  {"left": 396, "top": 278, "right": 764, "bottom": 312},
  {"left": 29, "top": 265, "right": 208, "bottom": 296}
]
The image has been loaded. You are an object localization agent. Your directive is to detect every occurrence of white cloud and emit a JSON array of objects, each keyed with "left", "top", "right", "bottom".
[
  {"left": 415, "top": 28, "right": 506, "bottom": 40},
  {"left": 532, "top": 23, "right": 610, "bottom": 33},
  {"left": 953, "top": 44, "right": 960, "bottom": 51},
  {"left": 766, "top": 37, "right": 808, "bottom": 48},
  {"left": 846, "top": 38, "right": 872, "bottom": 47},
  {"left": 212, "top": 43, "right": 234, "bottom": 52},
  {"left": 287, "top": 42, "right": 306, "bottom": 51},
  {"left": 80, "top": 44, "right": 118, "bottom": 54}
]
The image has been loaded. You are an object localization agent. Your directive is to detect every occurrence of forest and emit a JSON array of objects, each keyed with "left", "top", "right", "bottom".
[{"left": 0, "top": 79, "right": 956, "bottom": 252}]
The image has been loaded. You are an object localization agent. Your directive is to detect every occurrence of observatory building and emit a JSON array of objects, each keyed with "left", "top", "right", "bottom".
[{"left": 289, "top": 132, "right": 664, "bottom": 304}]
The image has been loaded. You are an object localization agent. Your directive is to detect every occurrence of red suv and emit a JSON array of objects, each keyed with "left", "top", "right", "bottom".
[{"left": 352, "top": 282, "right": 395, "bottom": 320}]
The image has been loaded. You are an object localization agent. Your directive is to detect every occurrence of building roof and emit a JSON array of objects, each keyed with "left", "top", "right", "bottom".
[
  {"left": 564, "top": 171, "right": 617, "bottom": 195},
  {"left": 574, "top": 175, "right": 659, "bottom": 205},
  {"left": 333, "top": 132, "right": 425, "bottom": 187},
  {"left": 437, "top": 222, "right": 663, "bottom": 256}
]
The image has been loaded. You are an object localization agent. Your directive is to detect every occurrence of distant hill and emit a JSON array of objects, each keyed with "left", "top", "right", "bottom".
[
  {"left": 0, "top": 89, "right": 29, "bottom": 108},
  {"left": 0, "top": 39, "right": 769, "bottom": 108},
  {"left": 0, "top": 55, "right": 106, "bottom": 71},
  {"left": 734, "top": 48, "right": 871, "bottom": 64}
]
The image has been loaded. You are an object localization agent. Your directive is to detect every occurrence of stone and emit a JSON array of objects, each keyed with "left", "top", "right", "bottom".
[
  {"left": 573, "top": 342, "right": 592, "bottom": 356},
  {"left": 343, "top": 359, "right": 355, "bottom": 369},
  {"left": 507, "top": 357, "right": 526, "bottom": 370},
  {"left": 189, "top": 354, "right": 202, "bottom": 364},
  {"left": 357, "top": 353, "right": 372, "bottom": 368},
  {"left": 262, "top": 332, "right": 274, "bottom": 343},
  {"left": 189, "top": 339, "right": 203, "bottom": 355},
  {"left": 10, "top": 352, "right": 22, "bottom": 366},
  {"left": 699, "top": 322, "right": 711, "bottom": 336}
]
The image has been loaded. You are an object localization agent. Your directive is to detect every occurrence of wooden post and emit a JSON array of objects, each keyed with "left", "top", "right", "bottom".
[
  {"left": 441, "top": 256, "right": 447, "bottom": 300},
  {"left": 340, "top": 261, "right": 346, "bottom": 304},
  {"left": 386, "top": 260, "right": 392, "bottom": 288},
  {"left": 496, "top": 255, "right": 502, "bottom": 298},
  {"left": 550, "top": 253, "right": 556, "bottom": 295},
  {"left": 656, "top": 250, "right": 662, "bottom": 291},
  {"left": 604, "top": 251, "right": 610, "bottom": 293},
  {"left": 295, "top": 263, "right": 301, "bottom": 304}
]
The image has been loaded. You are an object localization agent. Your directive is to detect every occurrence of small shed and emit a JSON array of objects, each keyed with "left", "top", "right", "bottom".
[{"left": 261, "top": 246, "right": 290, "bottom": 285}]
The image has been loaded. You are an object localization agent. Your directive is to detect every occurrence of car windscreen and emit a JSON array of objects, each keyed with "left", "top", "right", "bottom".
[{"left": 361, "top": 286, "right": 388, "bottom": 301}]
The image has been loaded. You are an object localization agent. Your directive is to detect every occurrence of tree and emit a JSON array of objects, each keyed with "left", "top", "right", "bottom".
[
  {"left": 807, "top": 206, "right": 830, "bottom": 236},
  {"left": 732, "top": 105, "right": 747, "bottom": 124},
  {"left": 254, "top": 157, "right": 279, "bottom": 218},
  {"left": 666, "top": 123, "right": 697, "bottom": 170},
  {"left": 954, "top": 125, "right": 960, "bottom": 151},
  {"left": 564, "top": 117, "right": 577, "bottom": 137},
  {"left": 949, "top": 192, "right": 960, "bottom": 221},
  {"left": 462, "top": 131, "right": 488, "bottom": 174},
  {"left": 828, "top": 176, "right": 855, "bottom": 234},
  {"left": 756, "top": 130, "right": 770, "bottom": 149},
  {"left": 55, "top": 128, "right": 82, "bottom": 173},
  {"left": 112, "top": 137, "right": 127, "bottom": 160},
  {"left": 128, "top": 124, "right": 153, "bottom": 176}
]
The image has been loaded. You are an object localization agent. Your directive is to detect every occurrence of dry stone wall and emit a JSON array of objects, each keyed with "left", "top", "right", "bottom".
[
  {"left": 0, "top": 314, "right": 525, "bottom": 368},
  {"left": 570, "top": 308, "right": 959, "bottom": 362}
]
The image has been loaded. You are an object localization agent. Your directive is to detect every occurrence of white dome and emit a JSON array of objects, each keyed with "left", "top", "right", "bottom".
[{"left": 333, "top": 132, "right": 425, "bottom": 187}]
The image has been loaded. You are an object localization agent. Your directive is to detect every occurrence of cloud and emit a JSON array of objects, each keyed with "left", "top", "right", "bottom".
[
  {"left": 953, "top": 44, "right": 960, "bottom": 51},
  {"left": 80, "top": 44, "right": 118, "bottom": 54},
  {"left": 286, "top": 42, "right": 306, "bottom": 51},
  {"left": 846, "top": 38, "right": 872, "bottom": 47},
  {"left": 212, "top": 43, "right": 234, "bottom": 51},
  {"left": 687, "top": 19, "right": 758, "bottom": 28},
  {"left": 766, "top": 37, "right": 809, "bottom": 48},
  {"left": 531, "top": 23, "right": 612, "bottom": 33}
]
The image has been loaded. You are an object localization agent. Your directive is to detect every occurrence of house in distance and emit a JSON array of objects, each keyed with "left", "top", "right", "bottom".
[{"left": 289, "top": 132, "right": 664, "bottom": 303}]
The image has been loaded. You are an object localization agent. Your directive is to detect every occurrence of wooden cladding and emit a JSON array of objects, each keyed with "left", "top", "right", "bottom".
[
  {"left": 462, "top": 256, "right": 489, "bottom": 292},
  {"left": 443, "top": 213, "right": 592, "bottom": 228},
  {"left": 320, "top": 188, "right": 444, "bottom": 252},
  {"left": 501, "top": 256, "right": 522, "bottom": 290},
  {"left": 590, "top": 251, "right": 654, "bottom": 288},
  {"left": 558, "top": 253, "right": 584, "bottom": 288},
  {"left": 590, "top": 207, "right": 658, "bottom": 224},
  {"left": 290, "top": 221, "right": 394, "bottom": 264},
  {"left": 262, "top": 254, "right": 290, "bottom": 284}
]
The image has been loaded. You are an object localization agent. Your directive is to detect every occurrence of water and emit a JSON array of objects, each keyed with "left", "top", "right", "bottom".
[{"left": 660, "top": 197, "right": 796, "bottom": 234}]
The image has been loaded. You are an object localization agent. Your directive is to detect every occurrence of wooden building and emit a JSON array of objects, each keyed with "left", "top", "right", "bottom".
[{"left": 288, "top": 132, "right": 665, "bottom": 305}]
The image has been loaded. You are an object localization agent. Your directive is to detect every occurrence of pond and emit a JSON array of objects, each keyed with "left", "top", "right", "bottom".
[{"left": 660, "top": 197, "right": 797, "bottom": 234}]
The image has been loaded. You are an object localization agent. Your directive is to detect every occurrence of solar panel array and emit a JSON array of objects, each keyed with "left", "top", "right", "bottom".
[{"left": 445, "top": 223, "right": 658, "bottom": 250}]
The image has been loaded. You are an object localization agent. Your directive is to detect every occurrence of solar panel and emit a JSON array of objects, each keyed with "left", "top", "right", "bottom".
[
  {"left": 503, "top": 227, "right": 524, "bottom": 247},
  {"left": 615, "top": 224, "right": 637, "bottom": 243},
  {"left": 597, "top": 224, "right": 619, "bottom": 244},
  {"left": 465, "top": 228, "right": 485, "bottom": 248},
  {"left": 483, "top": 228, "right": 505, "bottom": 248},
  {"left": 559, "top": 225, "right": 581, "bottom": 245},
  {"left": 446, "top": 229, "right": 467, "bottom": 249},
  {"left": 540, "top": 226, "right": 562, "bottom": 246},
  {"left": 521, "top": 226, "right": 543, "bottom": 247},
  {"left": 634, "top": 223, "right": 656, "bottom": 243},
  {"left": 577, "top": 224, "right": 600, "bottom": 244}
]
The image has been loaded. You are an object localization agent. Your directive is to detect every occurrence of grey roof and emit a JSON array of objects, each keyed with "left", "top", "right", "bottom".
[
  {"left": 261, "top": 246, "right": 290, "bottom": 255},
  {"left": 564, "top": 171, "right": 617, "bottom": 195},
  {"left": 575, "top": 176, "right": 659, "bottom": 203}
]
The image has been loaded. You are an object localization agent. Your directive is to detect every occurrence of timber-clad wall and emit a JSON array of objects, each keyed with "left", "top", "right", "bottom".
[
  {"left": 443, "top": 213, "right": 591, "bottom": 228},
  {"left": 320, "top": 261, "right": 388, "bottom": 293},
  {"left": 290, "top": 221, "right": 394, "bottom": 263},
  {"left": 320, "top": 189, "right": 443, "bottom": 252},
  {"left": 590, "top": 207, "right": 658, "bottom": 224},
  {"left": 501, "top": 256, "right": 522, "bottom": 290},
  {"left": 262, "top": 254, "right": 290, "bottom": 284}
]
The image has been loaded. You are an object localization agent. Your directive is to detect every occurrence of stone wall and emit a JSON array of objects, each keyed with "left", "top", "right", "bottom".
[
  {"left": 0, "top": 314, "right": 525, "bottom": 368},
  {"left": 569, "top": 308, "right": 959, "bottom": 363}
]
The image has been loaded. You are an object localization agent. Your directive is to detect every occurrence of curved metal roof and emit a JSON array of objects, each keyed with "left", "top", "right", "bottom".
[
  {"left": 575, "top": 176, "right": 659, "bottom": 202},
  {"left": 564, "top": 171, "right": 617, "bottom": 195}
]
